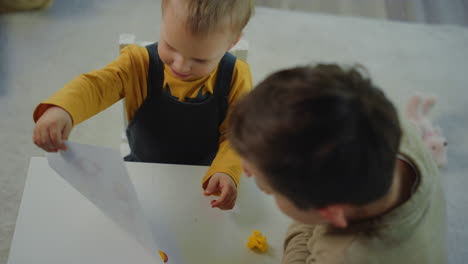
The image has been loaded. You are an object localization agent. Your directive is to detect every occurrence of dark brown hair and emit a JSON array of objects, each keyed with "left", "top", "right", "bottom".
[{"left": 229, "top": 64, "right": 402, "bottom": 209}]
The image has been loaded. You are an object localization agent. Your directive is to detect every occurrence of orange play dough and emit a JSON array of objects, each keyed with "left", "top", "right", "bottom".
[{"left": 159, "top": 250, "right": 168, "bottom": 263}]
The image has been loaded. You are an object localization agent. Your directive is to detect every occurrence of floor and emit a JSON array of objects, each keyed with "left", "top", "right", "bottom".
[{"left": 1, "top": 1, "right": 467, "bottom": 264}]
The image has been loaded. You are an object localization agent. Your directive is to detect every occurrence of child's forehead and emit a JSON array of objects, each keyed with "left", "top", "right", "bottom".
[{"left": 164, "top": 30, "right": 232, "bottom": 61}]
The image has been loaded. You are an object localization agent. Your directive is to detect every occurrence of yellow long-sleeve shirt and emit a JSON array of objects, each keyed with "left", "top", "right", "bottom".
[{"left": 33, "top": 44, "right": 253, "bottom": 185}]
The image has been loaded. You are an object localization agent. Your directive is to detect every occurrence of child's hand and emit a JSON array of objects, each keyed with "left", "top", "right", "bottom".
[
  {"left": 33, "top": 106, "right": 73, "bottom": 152},
  {"left": 203, "top": 172, "right": 237, "bottom": 210}
]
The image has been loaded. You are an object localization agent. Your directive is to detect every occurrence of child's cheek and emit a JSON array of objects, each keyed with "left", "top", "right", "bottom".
[
  {"left": 275, "top": 196, "right": 295, "bottom": 218},
  {"left": 158, "top": 47, "right": 173, "bottom": 66},
  {"left": 159, "top": 52, "right": 170, "bottom": 66},
  {"left": 201, "top": 63, "right": 218, "bottom": 77}
]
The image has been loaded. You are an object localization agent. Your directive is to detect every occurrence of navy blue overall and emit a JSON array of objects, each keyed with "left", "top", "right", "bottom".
[{"left": 124, "top": 43, "right": 236, "bottom": 166}]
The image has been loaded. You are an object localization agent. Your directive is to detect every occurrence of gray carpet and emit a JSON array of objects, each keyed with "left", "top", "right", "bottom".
[{"left": 1, "top": 1, "right": 467, "bottom": 263}]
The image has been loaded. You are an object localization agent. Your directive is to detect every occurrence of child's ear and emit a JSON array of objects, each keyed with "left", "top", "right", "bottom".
[
  {"left": 243, "top": 167, "right": 252, "bottom": 177},
  {"left": 228, "top": 32, "right": 244, "bottom": 51},
  {"left": 318, "top": 205, "right": 349, "bottom": 228},
  {"left": 242, "top": 160, "right": 253, "bottom": 177}
]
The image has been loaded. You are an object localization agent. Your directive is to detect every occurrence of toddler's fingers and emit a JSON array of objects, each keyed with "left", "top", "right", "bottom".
[
  {"left": 223, "top": 195, "right": 236, "bottom": 210},
  {"left": 219, "top": 199, "right": 235, "bottom": 210},
  {"left": 211, "top": 188, "right": 229, "bottom": 208},
  {"left": 204, "top": 177, "right": 219, "bottom": 195},
  {"left": 49, "top": 125, "right": 62, "bottom": 150},
  {"left": 219, "top": 202, "right": 233, "bottom": 210},
  {"left": 59, "top": 124, "right": 72, "bottom": 151},
  {"left": 32, "top": 125, "right": 40, "bottom": 147},
  {"left": 62, "top": 123, "right": 72, "bottom": 140},
  {"left": 35, "top": 125, "right": 45, "bottom": 146},
  {"left": 39, "top": 126, "right": 56, "bottom": 152},
  {"left": 59, "top": 142, "right": 67, "bottom": 151},
  {"left": 38, "top": 126, "right": 52, "bottom": 151},
  {"left": 46, "top": 128, "right": 58, "bottom": 152},
  {"left": 222, "top": 187, "right": 237, "bottom": 210}
]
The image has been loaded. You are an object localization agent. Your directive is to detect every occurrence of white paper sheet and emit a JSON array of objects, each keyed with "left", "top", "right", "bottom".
[{"left": 47, "top": 142, "right": 181, "bottom": 263}]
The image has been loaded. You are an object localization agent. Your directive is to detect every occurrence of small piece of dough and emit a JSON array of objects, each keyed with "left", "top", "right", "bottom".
[
  {"left": 246, "top": 230, "right": 269, "bottom": 253},
  {"left": 159, "top": 250, "right": 168, "bottom": 263}
]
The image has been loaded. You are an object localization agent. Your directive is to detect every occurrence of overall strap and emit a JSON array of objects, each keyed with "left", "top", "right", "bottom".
[
  {"left": 214, "top": 52, "right": 237, "bottom": 124},
  {"left": 145, "top": 43, "right": 165, "bottom": 98},
  {"left": 214, "top": 52, "right": 237, "bottom": 97}
]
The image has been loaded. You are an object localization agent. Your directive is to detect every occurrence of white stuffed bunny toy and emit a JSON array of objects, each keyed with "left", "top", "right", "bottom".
[{"left": 405, "top": 94, "right": 448, "bottom": 167}]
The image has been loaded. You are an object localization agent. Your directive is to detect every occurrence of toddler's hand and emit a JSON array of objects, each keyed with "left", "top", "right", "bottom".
[
  {"left": 33, "top": 106, "right": 73, "bottom": 152},
  {"left": 203, "top": 172, "right": 237, "bottom": 210}
]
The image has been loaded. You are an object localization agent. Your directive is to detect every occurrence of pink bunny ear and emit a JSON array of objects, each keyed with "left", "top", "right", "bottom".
[
  {"left": 421, "top": 95, "right": 436, "bottom": 116},
  {"left": 406, "top": 95, "right": 422, "bottom": 121}
]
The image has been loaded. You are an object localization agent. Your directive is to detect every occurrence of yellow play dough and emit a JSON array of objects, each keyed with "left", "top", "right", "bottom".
[{"left": 247, "top": 230, "right": 268, "bottom": 252}]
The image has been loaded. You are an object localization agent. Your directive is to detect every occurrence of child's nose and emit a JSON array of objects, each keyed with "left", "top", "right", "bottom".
[{"left": 173, "top": 54, "right": 191, "bottom": 73}]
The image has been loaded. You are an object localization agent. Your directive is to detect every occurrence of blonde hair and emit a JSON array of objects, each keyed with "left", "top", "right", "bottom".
[{"left": 162, "top": 0, "right": 254, "bottom": 36}]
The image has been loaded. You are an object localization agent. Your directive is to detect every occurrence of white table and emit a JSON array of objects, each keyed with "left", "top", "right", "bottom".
[{"left": 7, "top": 157, "right": 291, "bottom": 264}]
